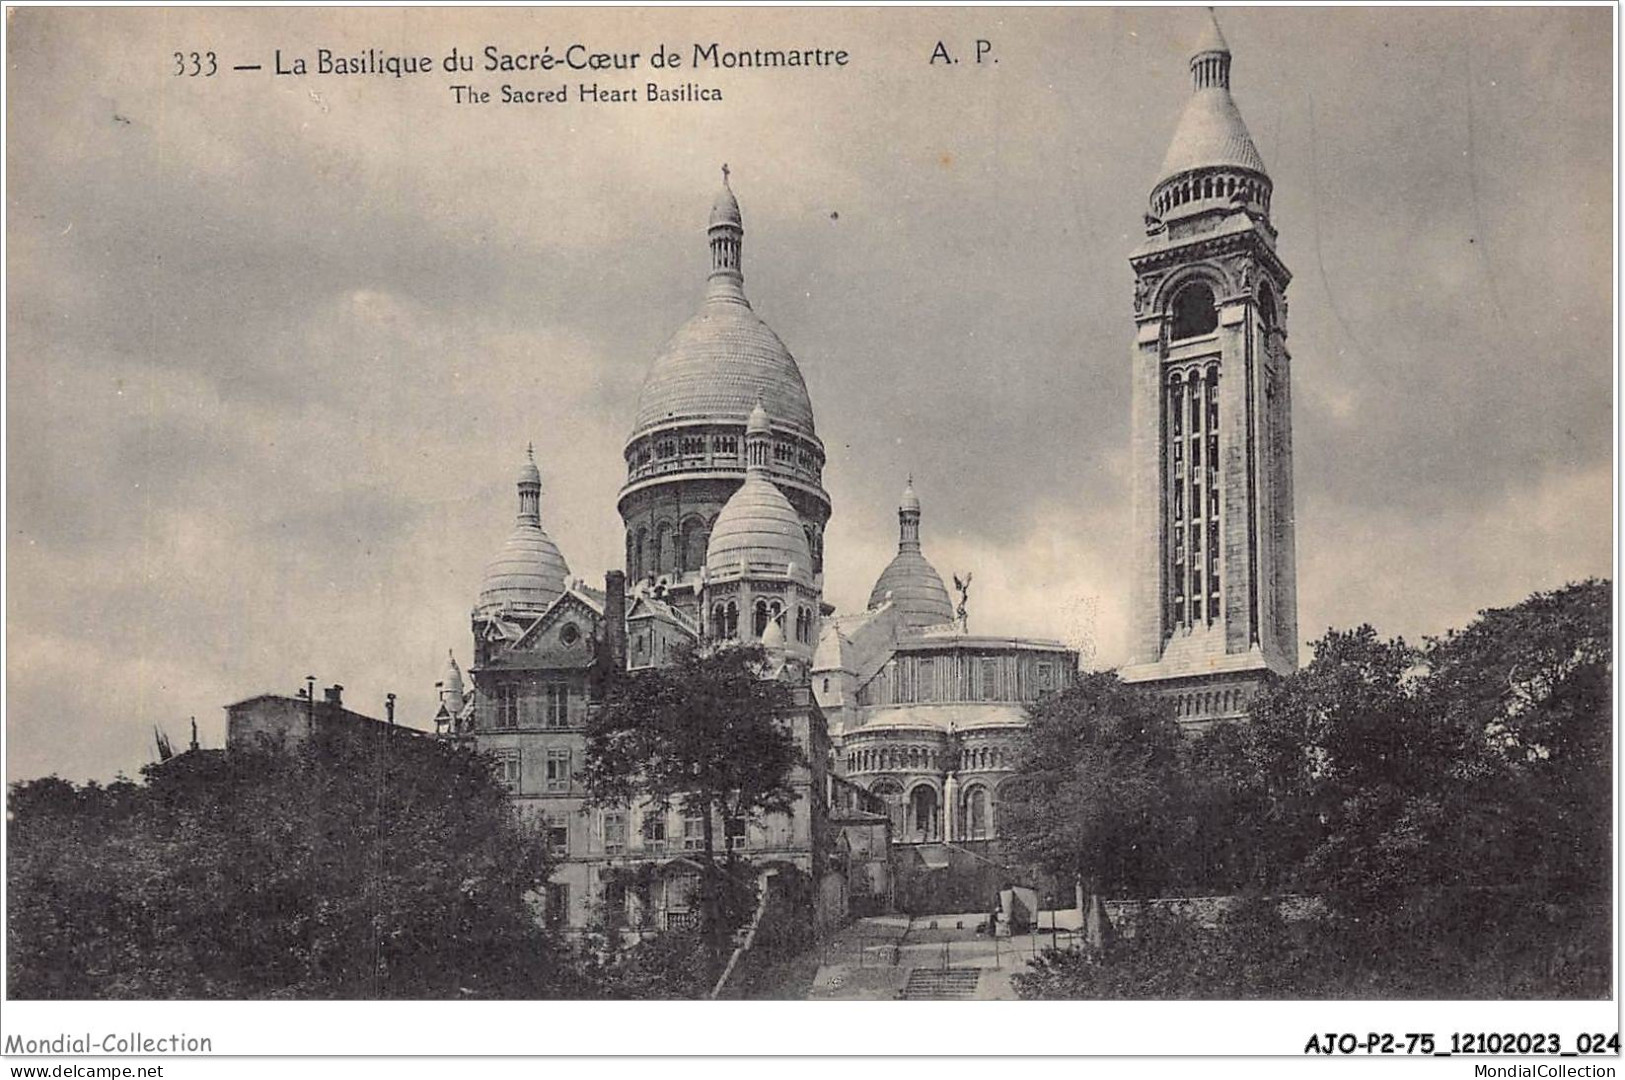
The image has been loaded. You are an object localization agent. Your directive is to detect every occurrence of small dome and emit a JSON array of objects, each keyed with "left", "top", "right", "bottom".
[
  {"left": 900, "top": 478, "right": 921, "bottom": 514},
  {"left": 477, "top": 523, "right": 570, "bottom": 616},
  {"left": 868, "top": 552, "right": 954, "bottom": 628},
  {"left": 441, "top": 650, "right": 464, "bottom": 693},
  {"left": 710, "top": 183, "right": 741, "bottom": 228},
  {"left": 476, "top": 451, "right": 570, "bottom": 617},
  {"left": 518, "top": 445, "right": 541, "bottom": 486},
  {"left": 707, "top": 474, "right": 813, "bottom": 582},
  {"left": 747, "top": 400, "right": 771, "bottom": 434},
  {"left": 761, "top": 615, "right": 786, "bottom": 651}
]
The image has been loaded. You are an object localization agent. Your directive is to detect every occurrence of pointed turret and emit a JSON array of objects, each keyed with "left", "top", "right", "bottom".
[
  {"left": 1149, "top": 9, "right": 1271, "bottom": 224},
  {"left": 439, "top": 650, "right": 466, "bottom": 715}
]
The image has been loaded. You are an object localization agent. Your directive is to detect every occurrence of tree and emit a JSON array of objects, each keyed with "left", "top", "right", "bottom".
[
  {"left": 1421, "top": 579, "right": 1611, "bottom": 901},
  {"left": 1000, "top": 671, "right": 1188, "bottom": 910},
  {"left": 1245, "top": 625, "right": 1432, "bottom": 903},
  {"left": 7, "top": 728, "right": 566, "bottom": 999},
  {"left": 581, "top": 641, "right": 802, "bottom": 970}
]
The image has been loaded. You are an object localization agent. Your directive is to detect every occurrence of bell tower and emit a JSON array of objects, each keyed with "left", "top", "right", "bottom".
[{"left": 1119, "top": 10, "right": 1298, "bottom": 725}]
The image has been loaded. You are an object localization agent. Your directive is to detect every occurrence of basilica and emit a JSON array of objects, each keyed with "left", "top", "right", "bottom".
[{"left": 431, "top": 10, "right": 1297, "bottom": 933}]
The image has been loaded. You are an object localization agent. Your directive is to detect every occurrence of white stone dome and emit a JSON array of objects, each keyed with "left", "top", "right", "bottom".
[
  {"left": 476, "top": 452, "right": 570, "bottom": 617},
  {"left": 477, "top": 523, "right": 570, "bottom": 616},
  {"left": 706, "top": 474, "right": 813, "bottom": 583},
  {"left": 631, "top": 178, "right": 817, "bottom": 438},
  {"left": 632, "top": 301, "right": 816, "bottom": 437},
  {"left": 868, "top": 552, "right": 954, "bottom": 628}
]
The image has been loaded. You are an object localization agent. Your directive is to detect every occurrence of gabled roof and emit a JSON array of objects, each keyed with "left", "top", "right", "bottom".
[
  {"left": 511, "top": 587, "right": 605, "bottom": 651},
  {"left": 627, "top": 595, "right": 699, "bottom": 638}
]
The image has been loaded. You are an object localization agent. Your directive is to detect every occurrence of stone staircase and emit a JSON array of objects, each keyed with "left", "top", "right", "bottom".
[{"left": 901, "top": 967, "right": 982, "bottom": 1000}]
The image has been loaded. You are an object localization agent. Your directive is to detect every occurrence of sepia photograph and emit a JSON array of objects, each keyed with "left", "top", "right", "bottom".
[{"left": 2, "top": 2, "right": 1617, "bottom": 1064}]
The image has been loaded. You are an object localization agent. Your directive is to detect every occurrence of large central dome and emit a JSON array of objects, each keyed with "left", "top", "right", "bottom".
[
  {"left": 632, "top": 303, "right": 816, "bottom": 436},
  {"left": 629, "top": 174, "right": 817, "bottom": 439}
]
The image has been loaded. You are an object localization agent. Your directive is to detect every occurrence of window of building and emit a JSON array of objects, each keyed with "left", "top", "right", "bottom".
[
  {"left": 493, "top": 750, "right": 520, "bottom": 791},
  {"left": 543, "top": 682, "right": 569, "bottom": 728},
  {"left": 917, "top": 660, "right": 933, "bottom": 702},
  {"left": 1170, "top": 282, "right": 1218, "bottom": 340},
  {"left": 602, "top": 879, "right": 628, "bottom": 920},
  {"left": 643, "top": 813, "right": 667, "bottom": 853},
  {"left": 560, "top": 622, "right": 580, "bottom": 647},
  {"left": 603, "top": 811, "right": 627, "bottom": 855},
  {"left": 1037, "top": 662, "right": 1054, "bottom": 691},
  {"left": 715, "top": 435, "right": 737, "bottom": 456},
  {"left": 966, "top": 788, "right": 988, "bottom": 840},
  {"left": 753, "top": 600, "right": 769, "bottom": 638},
  {"left": 545, "top": 883, "right": 570, "bottom": 930},
  {"left": 980, "top": 658, "right": 998, "bottom": 701},
  {"left": 495, "top": 684, "right": 519, "bottom": 729},
  {"left": 682, "top": 813, "right": 706, "bottom": 851},
  {"left": 545, "top": 747, "right": 571, "bottom": 793},
  {"left": 548, "top": 825, "right": 569, "bottom": 855},
  {"left": 726, "top": 817, "right": 748, "bottom": 851}
]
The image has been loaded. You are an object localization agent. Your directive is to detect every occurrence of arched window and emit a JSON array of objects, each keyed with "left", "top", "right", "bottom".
[
  {"left": 965, "top": 787, "right": 989, "bottom": 840},
  {"left": 725, "top": 601, "right": 739, "bottom": 639},
  {"left": 1170, "top": 281, "right": 1218, "bottom": 340},
  {"left": 1258, "top": 286, "right": 1279, "bottom": 330},
  {"left": 633, "top": 528, "right": 648, "bottom": 579},
  {"left": 711, "top": 604, "right": 725, "bottom": 637},
  {"left": 657, "top": 522, "right": 676, "bottom": 575},
  {"left": 754, "top": 600, "right": 769, "bottom": 637}
]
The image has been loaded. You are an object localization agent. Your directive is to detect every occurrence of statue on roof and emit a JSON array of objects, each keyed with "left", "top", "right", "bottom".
[{"left": 953, "top": 571, "right": 973, "bottom": 632}]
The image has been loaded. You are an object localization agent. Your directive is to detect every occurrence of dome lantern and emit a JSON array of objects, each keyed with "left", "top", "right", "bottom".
[{"left": 707, "top": 164, "right": 745, "bottom": 303}]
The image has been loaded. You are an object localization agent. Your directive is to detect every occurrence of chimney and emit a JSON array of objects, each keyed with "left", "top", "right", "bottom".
[
  {"left": 385, "top": 693, "right": 396, "bottom": 725},
  {"left": 605, "top": 570, "right": 628, "bottom": 672},
  {"left": 324, "top": 684, "right": 344, "bottom": 708}
]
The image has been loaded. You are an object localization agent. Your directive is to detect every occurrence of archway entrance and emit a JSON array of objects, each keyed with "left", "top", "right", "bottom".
[{"left": 908, "top": 784, "right": 940, "bottom": 842}]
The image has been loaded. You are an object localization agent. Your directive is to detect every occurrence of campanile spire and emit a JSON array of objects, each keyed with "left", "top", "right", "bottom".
[{"left": 1121, "top": 12, "right": 1299, "bottom": 726}]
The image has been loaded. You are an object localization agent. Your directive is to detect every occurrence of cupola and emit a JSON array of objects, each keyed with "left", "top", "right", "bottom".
[{"left": 476, "top": 445, "right": 571, "bottom": 617}]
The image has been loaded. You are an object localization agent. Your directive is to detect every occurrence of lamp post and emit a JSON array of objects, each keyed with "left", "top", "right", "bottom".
[{"left": 305, "top": 674, "right": 317, "bottom": 737}]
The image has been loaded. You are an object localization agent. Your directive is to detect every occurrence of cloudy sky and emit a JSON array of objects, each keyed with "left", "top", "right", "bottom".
[{"left": 7, "top": 7, "right": 1612, "bottom": 782}]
